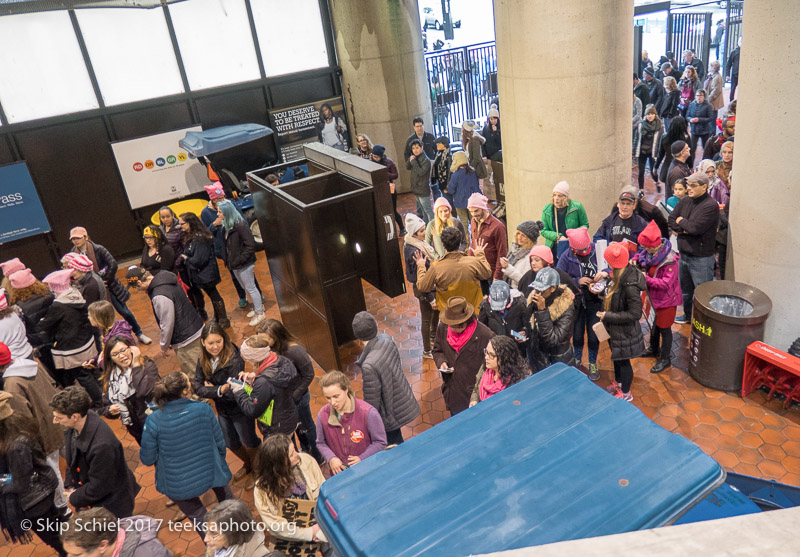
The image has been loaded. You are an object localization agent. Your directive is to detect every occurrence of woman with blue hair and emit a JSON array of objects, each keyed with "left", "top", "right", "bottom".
[{"left": 216, "top": 200, "right": 265, "bottom": 327}]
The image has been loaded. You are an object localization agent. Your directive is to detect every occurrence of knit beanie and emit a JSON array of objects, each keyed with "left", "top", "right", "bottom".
[
  {"left": 433, "top": 196, "right": 452, "bottom": 212},
  {"left": 0, "top": 343, "right": 10, "bottom": 367},
  {"left": 450, "top": 151, "right": 468, "bottom": 173},
  {"left": 604, "top": 242, "right": 630, "bottom": 269},
  {"left": 8, "top": 269, "right": 35, "bottom": 290},
  {"left": 404, "top": 213, "right": 426, "bottom": 238},
  {"left": 435, "top": 136, "right": 450, "bottom": 148},
  {"left": 43, "top": 269, "right": 74, "bottom": 295},
  {"left": 0, "top": 289, "right": 7, "bottom": 311},
  {"left": 352, "top": 311, "right": 378, "bottom": 341},
  {"left": 552, "top": 181, "right": 570, "bottom": 196},
  {"left": 487, "top": 107, "right": 500, "bottom": 119},
  {"left": 0, "top": 258, "right": 25, "bottom": 277},
  {"left": 671, "top": 140, "right": 687, "bottom": 155},
  {"left": 529, "top": 245, "right": 554, "bottom": 265},
  {"left": 66, "top": 253, "right": 93, "bottom": 273},
  {"left": 467, "top": 193, "right": 489, "bottom": 211},
  {"left": 204, "top": 182, "right": 225, "bottom": 200},
  {"left": 637, "top": 220, "right": 662, "bottom": 248},
  {"left": 371, "top": 144, "right": 385, "bottom": 157},
  {"left": 515, "top": 221, "right": 540, "bottom": 243},
  {"left": 566, "top": 227, "right": 591, "bottom": 251}
]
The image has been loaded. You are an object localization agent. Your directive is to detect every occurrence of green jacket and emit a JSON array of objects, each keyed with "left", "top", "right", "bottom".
[{"left": 540, "top": 200, "right": 589, "bottom": 247}]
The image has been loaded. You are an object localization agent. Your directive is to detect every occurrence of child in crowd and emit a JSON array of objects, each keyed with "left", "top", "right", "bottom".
[{"left": 665, "top": 178, "right": 687, "bottom": 211}]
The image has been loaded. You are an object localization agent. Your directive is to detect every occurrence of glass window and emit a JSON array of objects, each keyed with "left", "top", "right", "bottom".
[
  {"left": 251, "top": 0, "right": 329, "bottom": 77},
  {"left": 0, "top": 12, "right": 99, "bottom": 123},
  {"left": 170, "top": 0, "right": 261, "bottom": 90},
  {"left": 76, "top": 8, "right": 185, "bottom": 106}
]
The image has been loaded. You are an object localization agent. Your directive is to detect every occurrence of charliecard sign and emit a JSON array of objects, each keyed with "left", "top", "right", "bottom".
[{"left": 0, "top": 162, "right": 51, "bottom": 243}]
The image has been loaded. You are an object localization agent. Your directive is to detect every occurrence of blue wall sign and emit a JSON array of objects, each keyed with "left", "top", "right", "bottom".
[{"left": 0, "top": 162, "right": 51, "bottom": 244}]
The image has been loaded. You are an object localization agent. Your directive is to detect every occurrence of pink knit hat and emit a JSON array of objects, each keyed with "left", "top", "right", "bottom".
[
  {"left": 552, "top": 181, "right": 570, "bottom": 196},
  {"left": 604, "top": 242, "right": 630, "bottom": 269},
  {"left": 0, "top": 289, "right": 7, "bottom": 311},
  {"left": 529, "top": 245, "right": 554, "bottom": 265},
  {"left": 66, "top": 253, "right": 93, "bottom": 273},
  {"left": 433, "top": 196, "right": 452, "bottom": 212},
  {"left": 467, "top": 193, "right": 489, "bottom": 211},
  {"left": 204, "top": 182, "right": 225, "bottom": 200},
  {"left": 43, "top": 269, "right": 74, "bottom": 295},
  {"left": 8, "top": 269, "right": 35, "bottom": 289},
  {"left": 0, "top": 258, "right": 25, "bottom": 276},
  {"left": 566, "top": 227, "right": 591, "bottom": 251}
]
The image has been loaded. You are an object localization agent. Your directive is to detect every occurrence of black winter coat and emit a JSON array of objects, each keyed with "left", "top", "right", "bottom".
[
  {"left": 16, "top": 294, "right": 53, "bottom": 347},
  {"left": 668, "top": 192, "right": 720, "bottom": 257},
  {"left": 284, "top": 344, "right": 315, "bottom": 402},
  {"left": 646, "top": 78, "right": 665, "bottom": 113},
  {"left": 75, "top": 242, "right": 129, "bottom": 304},
  {"left": 223, "top": 221, "right": 257, "bottom": 271},
  {"left": 601, "top": 266, "right": 646, "bottom": 361},
  {"left": 64, "top": 411, "right": 140, "bottom": 517},
  {"left": 660, "top": 89, "right": 681, "bottom": 118},
  {"left": 481, "top": 123, "right": 502, "bottom": 160},
  {"left": 478, "top": 295, "right": 527, "bottom": 357},
  {"left": 525, "top": 286, "right": 577, "bottom": 373},
  {"left": 101, "top": 358, "right": 160, "bottom": 444},
  {"left": 141, "top": 244, "right": 176, "bottom": 275},
  {"left": 183, "top": 236, "right": 221, "bottom": 286},
  {"left": 234, "top": 355, "right": 298, "bottom": 436},
  {"left": 36, "top": 297, "right": 94, "bottom": 351},
  {"left": 76, "top": 272, "right": 103, "bottom": 306},
  {"left": 0, "top": 435, "right": 58, "bottom": 515},
  {"left": 193, "top": 348, "right": 247, "bottom": 418},
  {"left": 686, "top": 100, "right": 715, "bottom": 136}
]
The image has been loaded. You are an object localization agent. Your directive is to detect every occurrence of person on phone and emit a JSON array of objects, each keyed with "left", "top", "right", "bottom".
[
  {"left": 593, "top": 187, "right": 648, "bottom": 247},
  {"left": 99, "top": 335, "right": 158, "bottom": 445},
  {"left": 524, "top": 267, "right": 577, "bottom": 373},
  {"left": 518, "top": 245, "right": 581, "bottom": 302},
  {"left": 315, "top": 370, "right": 386, "bottom": 475},
  {"left": 433, "top": 297, "right": 495, "bottom": 416},
  {"left": 404, "top": 214, "right": 440, "bottom": 359},
  {"left": 478, "top": 280, "right": 527, "bottom": 358},
  {"left": 469, "top": 336, "right": 528, "bottom": 407}
]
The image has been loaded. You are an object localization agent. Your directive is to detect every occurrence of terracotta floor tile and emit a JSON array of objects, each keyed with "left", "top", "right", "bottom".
[
  {"left": 738, "top": 432, "right": 765, "bottom": 448},
  {"left": 717, "top": 421, "right": 743, "bottom": 436},
  {"left": 714, "top": 435, "right": 740, "bottom": 451},
  {"left": 757, "top": 460, "right": 787, "bottom": 480},
  {"left": 783, "top": 440, "right": 800, "bottom": 458},
  {"left": 758, "top": 443, "right": 788, "bottom": 462},
  {"left": 712, "top": 450, "right": 739, "bottom": 469},
  {"left": 782, "top": 456, "right": 800, "bottom": 475},
  {"left": 735, "top": 446, "right": 764, "bottom": 466},
  {"left": 760, "top": 428, "right": 787, "bottom": 446}
]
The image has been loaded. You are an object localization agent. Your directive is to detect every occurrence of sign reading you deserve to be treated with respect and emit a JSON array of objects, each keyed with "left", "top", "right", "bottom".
[{"left": 0, "top": 161, "right": 51, "bottom": 244}]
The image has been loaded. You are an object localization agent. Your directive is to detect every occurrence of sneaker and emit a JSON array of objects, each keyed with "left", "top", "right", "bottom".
[
  {"left": 674, "top": 315, "right": 690, "bottom": 324},
  {"left": 249, "top": 312, "right": 266, "bottom": 327},
  {"left": 422, "top": 350, "right": 433, "bottom": 359},
  {"left": 261, "top": 295, "right": 266, "bottom": 303},
  {"left": 137, "top": 333, "right": 152, "bottom": 345},
  {"left": 614, "top": 389, "right": 634, "bottom": 402},
  {"left": 588, "top": 363, "right": 600, "bottom": 381},
  {"left": 238, "top": 298, "right": 248, "bottom": 308},
  {"left": 246, "top": 310, "right": 255, "bottom": 318},
  {"left": 606, "top": 382, "right": 621, "bottom": 394}
]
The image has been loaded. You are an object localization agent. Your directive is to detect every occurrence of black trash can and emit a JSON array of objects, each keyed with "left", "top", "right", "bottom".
[{"left": 688, "top": 280, "right": 772, "bottom": 392}]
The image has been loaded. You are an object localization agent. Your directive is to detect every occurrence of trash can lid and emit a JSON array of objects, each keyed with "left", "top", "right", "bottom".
[{"left": 695, "top": 280, "right": 772, "bottom": 325}]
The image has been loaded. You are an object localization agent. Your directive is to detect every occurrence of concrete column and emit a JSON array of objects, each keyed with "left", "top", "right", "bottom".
[
  {"left": 729, "top": 0, "right": 800, "bottom": 349},
  {"left": 329, "top": 0, "right": 432, "bottom": 191},
  {"left": 493, "top": 0, "right": 633, "bottom": 234}
]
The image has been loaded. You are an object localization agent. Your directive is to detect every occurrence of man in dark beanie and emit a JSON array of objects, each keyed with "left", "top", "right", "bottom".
[
  {"left": 666, "top": 140, "right": 691, "bottom": 199},
  {"left": 432, "top": 135, "right": 453, "bottom": 205},
  {"left": 643, "top": 66, "right": 664, "bottom": 115},
  {"left": 352, "top": 311, "right": 420, "bottom": 446}
]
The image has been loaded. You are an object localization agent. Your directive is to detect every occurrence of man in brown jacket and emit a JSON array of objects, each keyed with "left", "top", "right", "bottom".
[
  {"left": 0, "top": 342, "right": 67, "bottom": 512},
  {"left": 415, "top": 226, "right": 491, "bottom": 314}
]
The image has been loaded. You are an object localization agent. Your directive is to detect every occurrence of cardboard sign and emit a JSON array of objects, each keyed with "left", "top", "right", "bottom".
[{"left": 267, "top": 498, "right": 319, "bottom": 556}]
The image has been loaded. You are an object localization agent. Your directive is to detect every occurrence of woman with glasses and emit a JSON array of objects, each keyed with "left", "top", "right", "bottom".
[
  {"left": 354, "top": 133, "right": 373, "bottom": 159},
  {"left": 468, "top": 336, "right": 528, "bottom": 407},
  {"left": 99, "top": 335, "right": 159, "bottom": 445}
]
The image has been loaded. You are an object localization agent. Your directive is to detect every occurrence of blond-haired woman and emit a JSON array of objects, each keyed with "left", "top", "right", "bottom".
[
  {"left": 661, "top": 76, "right": 681, "bottom": 132},
  {"left": 424, "top": 196, "right": 468, "bottom": 258}
]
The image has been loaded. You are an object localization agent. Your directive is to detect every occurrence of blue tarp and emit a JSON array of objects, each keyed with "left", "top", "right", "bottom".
[{"left": 178, "top": 124, "right": 273, "bottom": 157}]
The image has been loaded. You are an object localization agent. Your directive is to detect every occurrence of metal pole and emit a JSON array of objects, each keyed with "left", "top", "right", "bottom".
[{"left": 443, "top": 0, "right": 454, "bottom": 41}]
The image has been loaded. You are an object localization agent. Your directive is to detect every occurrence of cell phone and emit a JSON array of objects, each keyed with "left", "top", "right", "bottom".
[
  {"left": 227, "top": 378, "right": 245, "bottom": 386},
  {"left": 511, "top": 330, "right": 526, "bottom": 341},
  {"left": 440, "top": 366, "right": 454, "bottom": 373}
]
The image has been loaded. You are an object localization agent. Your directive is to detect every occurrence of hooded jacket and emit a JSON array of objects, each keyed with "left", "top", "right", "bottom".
[
  {"left": 632, "top": 250, "right": 682, "bottom": 309},
  {"left": 223, "top": 220, "right": 258, "bottom": 271},
  {"left": 465, "top": 132, "right": 488, "bottom": 179},
  {"left": 140, "top": 398, "right": 231, "bottom": 501},
  {"left": 356, "top": 333, "right": 420, "bottom": 432},
  {"left": 525, "top": 286, "right": 577, "bottom": 373},
  {"left": 0, "top": 310, "right": 33, "bottom": 360},
  {"left": 36, "top": 288, "right": 95, "bottom": 352},
  {"left": 2, "top": 359, "right": 64, "bottom": 454},
  {"left": 601, "top": 265, "right": 646, "bottom": 361},
  {"left": 234, "top": 355, "right": 299, "bottom": 436},
  {"left": 183, "top": 235, "right": 221, "bottom": 286}
]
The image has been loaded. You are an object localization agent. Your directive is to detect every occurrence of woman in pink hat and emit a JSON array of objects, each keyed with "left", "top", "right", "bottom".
[
  {"left": 0, "top": 288, "right": 33, "bottom": 362},
  {"left": 6, "top": 269, "right": 57, "bottom": 374},
  {"left": 424, "top": 196, "right": 468, "bottom": 258},
  {"left": 517, "top": 245, "right": 581, "bottom": 302},
  {"left": 37, "top": 269, "right": 101, "bottom": 405},
  {"left": 597, "top": 243, "right": 646, "bottom": 402}
]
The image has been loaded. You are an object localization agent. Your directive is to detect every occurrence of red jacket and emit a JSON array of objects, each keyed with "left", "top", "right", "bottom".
[{"left": 470, "top": 214, "right": 508, "bottom": 280}]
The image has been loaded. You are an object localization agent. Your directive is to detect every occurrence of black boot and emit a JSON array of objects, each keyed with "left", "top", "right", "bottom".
[
  {"left": 212, "top": 300, "right": 231, "bottom": 329},
  {"left": 640, "top": 327, "right": 660, "bottom": 358},
  {"left": 650, "top": 357, "right": 671, "bottom": 374}
]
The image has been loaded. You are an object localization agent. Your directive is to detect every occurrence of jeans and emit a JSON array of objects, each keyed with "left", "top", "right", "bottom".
[
  {"left": 573, "top": 298, "right": 601, "bottom": 364},
  {"left": 218, "top": 412, "right": 260, "bottom": 451},
  {"left": 46, "top": 450, "right": 67, "bottom": 509},
  {"left": 174, "top": 484, "right": 234, "bottom": 540},
  {"left": 613, "top": 359, "right": 634, "bottom": 393},
  {"left": 690, "top": 134, "right": 710, "bottom": 159},
  {"left": 430, "top": 184, "right": 443, "bottom": 201},
  {"left": 232, "top": 264, "right": 263, "bottom": 314},
  {"left": 637, "top": 154, "right": 654, "bottom": 190},
  {"left": 109, "top": 291, "right": 142, "bottom": 336},
  {"left": 679, "top": 253, "right": 716, "bottom": 319},
  {"left": 416, "top": 194, "right": 434, "bottom": 224},
  {"left": 418, "top": 297, "right": 439, "bottom": 353},
  {"left": 226, "top": 260, "right": 262, "bottom": 301},
  {"left": 295, "top": 390, "right": 318, "bottom": 455}
]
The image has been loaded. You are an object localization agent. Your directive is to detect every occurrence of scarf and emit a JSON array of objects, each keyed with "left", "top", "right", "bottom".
[
  {"left": 446, "top": 320, "right": 477, "bottom": 353},
  {"left": 479, "top": 367, "right": 506, "bottom": 401},
  {"left": 637, "top": 239, "right": 671, "bottom": 269},
  {"left": 108, "top": 367, "right": 135, "bottom": 426},
  {"left": 78, "top": 242, "right": 100, "bottom": 274},
  {"left": 506, "top": 243, "right": 529, "bottom": 266},
  {"left": 289, "top": 465, "right": 308, "bottom": 499},
  {"left": 405, "top": 234, "right": 437, "bottom": 262},
  {"left": 254, "top": 352, "right": 279, "bottom": 375},
  {"left": 110, "top": 528, "right": 127, "bottom": 557},
  {"left": 642, "top": 117, "right": 661, "bottom": 134}
]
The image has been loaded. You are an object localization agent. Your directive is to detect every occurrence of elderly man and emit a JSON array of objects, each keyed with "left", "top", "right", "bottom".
[
  {"left": 668, "top": 172, "right": 719, "bottom": 324},
  {"left": 467, "top": 193, "right": 507, "bottom": 292},
  {"left": 681, "top": 48, "right": 705, "bottom": 80},
  {"left": 593, "top": 186, "right": 648, "bottom": 247},
  {"left": 666, "top": 140, "right": 692, "bottom": 199}
]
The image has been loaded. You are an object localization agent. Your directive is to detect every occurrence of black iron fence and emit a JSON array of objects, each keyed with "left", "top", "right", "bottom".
[
  {"left": 667, "top": 11, "right": 712, "bottom": 69},
  {"left": 425, "top": 42, "right": 497, "bottom": 143}
]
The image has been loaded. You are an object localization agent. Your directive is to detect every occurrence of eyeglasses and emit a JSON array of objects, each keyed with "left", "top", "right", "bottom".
[{"left": 110, "top": 346, "right": 130, "bottom": 359}]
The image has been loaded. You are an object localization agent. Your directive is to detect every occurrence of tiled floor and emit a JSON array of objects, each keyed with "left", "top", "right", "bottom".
[{"left": 6, "top": 182, "right": 799, "bottom": 556}]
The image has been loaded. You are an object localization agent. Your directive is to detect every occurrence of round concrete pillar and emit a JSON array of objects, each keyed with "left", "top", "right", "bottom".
[
  {"left": 329, "top": 0, "right": 432, "bottom": 191},
  {"left": 728, "top": 0, "right": 800, "bottom": 349},
  {"left": 493, "top": 0, "right": 633, "bottom": 234}
]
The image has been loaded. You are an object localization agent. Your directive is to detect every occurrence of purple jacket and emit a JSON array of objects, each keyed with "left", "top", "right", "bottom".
[{"left": 633, "top": 251, "right": 682, "bottom": 309}]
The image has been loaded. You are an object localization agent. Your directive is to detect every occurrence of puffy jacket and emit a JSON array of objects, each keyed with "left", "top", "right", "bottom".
[
  {"left": 147, "top": 271, "right": 204, "bottom": 347},
  {"left": 140, "top": 398, "right": 231, "bottom": 501},
  {"left": 193, "top": 348, "right": 247, "bottom": 417},
  {"left": 234, "top": 355, "right": 299, "bottom": 436},
  {"left": 183, "top": 236, "right": 221, "bottom": 286},
  {"left": 686, "top": 100, "right": 716, "bottom": 136},
  {"left": 447, "top": 167, "right": 482, "bottom": 209},
  {"left": 668, "top": 192, "right": 720, "bottom": 257},
  {"left": 66, "top": 411, "right": 140, "bottom": 517},
  {"left": 541, "top": 200, "right": 590, "bottom": 248},
  {"left": 525, "top": 286, "right": 577, "bottom": 373},
  {"left": 356, "top": 334, "right": 420, "bottom": 432},
  {"left": 632, "top": 249, "right": 682, "bottom": 309},
  {"left": 601, "top": 265, "right": 646, "bottom": 361},
  {"left": 224, "top": 220, "right": 257, "bottom": 271},
  {"left": 118, "top": 516, "right": 173, "bottom": 557}
]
